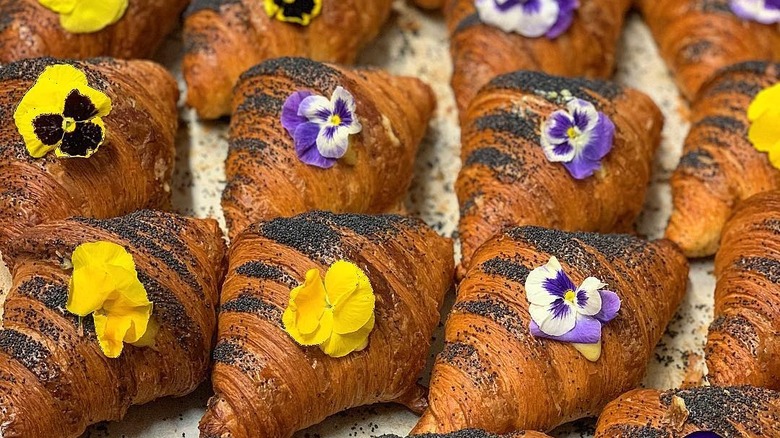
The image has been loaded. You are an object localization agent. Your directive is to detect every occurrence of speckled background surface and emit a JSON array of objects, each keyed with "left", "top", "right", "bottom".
[{"left": 31, "top": 2, "right": 713, "bottom": 437}]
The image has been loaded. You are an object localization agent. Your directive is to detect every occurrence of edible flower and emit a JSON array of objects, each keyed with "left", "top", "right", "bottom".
[
  {"left": 66, "top": 241, "right": 156, "bottom": 358},
  {"left": 281, "top": 86, "right": 362, "bottom": 169},
  {"left": 264, "top": 0, "right": 322, "bottom": 26},
  {"left": 475, "top": 0, "right": 579, "bottom": 38},
  {"left": 39, "top": 0, "right": 128, "bottom": 33},
  {"left": 525, "top": 256, "right": 620, "bottom": 361},
  {"left": 747, "top": 83, "right": 780, "bottom": 169},
  {"left": 684, "top": 433, "right": 723, "bottom": 438},
  {"left": 730, "top": 0, "right": 780, "bottom": 24},
  {"left": 540, "top": 97, "right": 615, "bottom": 179},
  {"left": 14, "top": 64, "right": 112, "bottom": 159},
  {"left": 282, "top": 260, "right": 375, "bottom": 358}
]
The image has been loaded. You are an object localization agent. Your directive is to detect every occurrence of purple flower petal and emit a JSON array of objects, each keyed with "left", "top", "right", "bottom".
[
  {"left": 594, "top": 290, "right": 620, "bottom": 323},
  {"left": 294, "top": 122, "right": 336, "bottom": 169},
  {"left": 768, "top": 0, "right": 780, "bottom": 10},
  {"left": 563, "top": 155, "right": 601, "bottom": 179},
  {"left": 530, "top": 314, "right": 601, "bottom": 344},
  {"left": 545, "top": 0, "right": 578, "bottom": 38},
  {"left": 581, "top": 112, "right": 615, "bottom": 161},
  {"left": 299, "top": 95, "right": 333, "bottom": 124},
  {"left": 332, "top": 97, "right": 354, "bottom": 127},
  {"left": 542, "top": 268, "right": 577, "bottom": 298},
  {"left": 281, "top": 91, "right": 313, "bottom": 136},
  {"left": 547, "top": 111, "right": 574, "bottom": 140},
  {"left": 730, "top": 0, "right": 780, "bottom": 23},
  {"left": 553, "top": 141, "right": 574, "bottom": 157},
  {"left": 682, "top": 432, "right": 723, "bottom": 438}
]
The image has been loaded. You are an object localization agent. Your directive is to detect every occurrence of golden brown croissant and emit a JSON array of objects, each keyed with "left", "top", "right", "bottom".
[
  {"left": 445, "top": 0, "right": 631, "bottom": 119},
  {"left": 665, "top": 61, "right": 780, "bottom": 257},
  {"left": 0, "top": 58, "right": 179, "bottom": 258},
  {"left": 183, "top": 0, "right": 393, "bottom": 119},
  {"left": 414, "top": 226, "right": 688, "bottom": 434},
  {"left": 199, "top": 211, "right": 454, "bottom": 438},
  {"left": 594, "top": 386, "right": 780, "bottom": 437},
  {"left": 379, "top": 430, "right": 550, "bottom": 438},
  {"left": 705, "top": 190, "right": 780, "bottom": 390},
  {"left": 414, "top": 0, "right": 446, "bottom": 9},
  {"left": 0, "top": 209, "right": 226, "bottom": 438},
  {"left": 457, "top": 71, "right": 662, "bottom": 272},
  {"left": 222, "top": 57, "right": 435, "bottom": 240},
  {"left": 0, "top": 0, "right": 188, "bottom": 62},
  {"left": 638, "top": 0, "right": 780, "bottom": 101}
]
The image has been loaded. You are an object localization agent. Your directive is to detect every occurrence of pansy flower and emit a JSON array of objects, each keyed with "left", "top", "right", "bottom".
[
  {"left": 66, "top": 241, "right": 157, "bottom": 358},
  {"left": 475, "top": 0, "right": 579, "bottom": 38},
  {"left": 747, "top": 83, "right": 780, "bottom": 169},
  {"left": 540, "top": 97, "right": 615, "bottom": 179},
  {"left": 730, "top": 0, "right": 780, "bottom": 24},
  {"left": 282, "top": 260, "right": 376, "bottom": 358},
  {"left": 525, "top": 256, "right": 620, "bottom": 361},
  {"left": 14, "top": 64, "right": 112, "bottom": 159},
  {"left": 39, "top": 0, "right": 129, "bottom": 33},
  {"left": 281, "top": 86, "right": 362, "bottom": 169},
  {"left": 264, "top": 0, "right": 322, "bottom": 26},
  {"left": 683, "top": 433, "right": 723, "bottom": 438}
]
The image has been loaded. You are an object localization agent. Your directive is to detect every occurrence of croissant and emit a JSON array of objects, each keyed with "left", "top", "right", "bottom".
[
  {"left": 665, "top": 61, "right": 780, "bottom": 257},
  {"left": 0, "top": 0, "right": 188, "bottom": 62},
  {"left": 413, "top": 226, "right": 688, "bottom": 434},
  {"left": 222, "top": 57, "right": 435, "bottom": 239},
  {"left": 414, "top": 0, "right": 445, "bottom": 9},
  {"left": 638, "top": 0, "right": 780, "bottom": 101},
  {"left": 0, "top": 58, "right": 178, "bottom": 258},
  {"left": 705, "top": 190, "right": 780, "bottom": 390},
  {"left": 457, "top": 70, "right": 662, "bottom": 272},
  {"left": 445, "top": 0, "right": 631, "bottom": 119},
  {"left": 199, "top": 211, "right": 454, "bottom": 438},
  {"left": 594, "top": 386, "right": 780, "bottom": 437},
  {"left": 0, "top": 209, "right": 226, "bottom": 437},
  {"left": 183, "top": 0, "right": 393, "bottom": 119},
  {"left": 380, "top": 430, "right": 550, "bottom": 438}
]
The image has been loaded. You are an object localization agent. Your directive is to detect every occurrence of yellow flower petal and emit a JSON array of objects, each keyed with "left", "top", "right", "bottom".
[
  {"left": 768, "top": 141, "right": 780, "bottom": 169},
  {"left": 288, "top": 269, "right": 328, "bottom": 335},
  {"left": 39, "top": 0, "right": 77, "bottom": 14},
  {"left": 67, "top": 265, "right": 114, "bottom": 316},
  {"left": 263, "top": 0, "right": 322, "bottom": 26},
  {"left": 320, "top": 312, "right": 375, "bottom": 358},
  {"left": 572, "top": 341, "right": 602, "bottom": 362},
  {"left": 131, "top": 317, "right": 158, "bottom": 348},
  {"left": 323, "top": 260, "right": 360, "bottom": 304},
  {"left": 329, "top": 276, "right": 374, "bottom": 335},
  {"left": 72, "top": 240, "right": 135, "bottom": 271},
  {"left": 283, "top": 307, "right": 333, "bottom": 346},
  {"left": 93, "top": 310, "right": 132, "bottom": 358},
  {"left": 749, "top": 110, "right": 780, "bottom": 154},
  {"left": 748, "top": 83, "right": 780, "bottom": 122},
  {"left": 57, "top": 0, "right": 128, "bottom": 33}
]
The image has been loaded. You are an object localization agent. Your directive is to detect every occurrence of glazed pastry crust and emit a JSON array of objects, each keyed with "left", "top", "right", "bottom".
[
  {"left": 222, "top": 57, "right": 435, "bottom": 240},
  {"left": 183, "top": 0, "right": 393, "bottom": 119},
  {"left": 706, "top": 190, "right": 780, "bottom": 390},
  {"left": 456, "top": 71, "right": 662, "bottom": 272},
  {"left": 414, "top": 226, "right": 688, "bottom": 434},
  {"left": 199, "top": 211, "right": 454, "bottom": 438},
  {"left": 665, "top": 62, "right": 780, "bottom": 257},
  {"left": 594, "top": 386, "right": 780, "bottom": 437},
  {"left": 0, "top": 58, "right": 179, "bottom": 259},
  {"left": 0, "top": 210, "right": 226, "bottom": 438},
  {"left": 444, "top": 0, "right": 631, "bottom": 120},
  {"left": 638, "top": 0, "right": 780, "bottom": 101},
  {"left": 0, "top": 0, "right": 188, "bottom": 62}
]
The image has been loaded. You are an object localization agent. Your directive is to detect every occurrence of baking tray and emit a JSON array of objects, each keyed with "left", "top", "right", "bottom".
[{"left": 2, "top": 2, "right": 714, "bottom": 437}]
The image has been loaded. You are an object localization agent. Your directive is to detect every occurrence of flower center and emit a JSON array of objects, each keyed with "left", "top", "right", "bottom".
[
  {"left": 564, "top": 289, "right": 576, "bottom": 303},
  {"left": 566, "top": 126, "right": 579, "bottom": 139},
  {"left": 329, "top": 114, "right": 342, "bottom": 126},
  {"left": 63, "top": 117, "right": 77, "bottom": 133}
]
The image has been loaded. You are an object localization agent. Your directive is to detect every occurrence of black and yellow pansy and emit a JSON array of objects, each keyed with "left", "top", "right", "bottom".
[
  {"left": 38, "top": 0, "right": 129, "bottom": 34},
  {"left": 14, "top": 64, "right": 112, "bottom": 159},
  {"left": 264, "top": 0, "right": 322, "bottom": 26}
]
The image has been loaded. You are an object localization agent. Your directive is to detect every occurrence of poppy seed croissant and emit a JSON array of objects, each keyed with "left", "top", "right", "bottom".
[
  {"left": 199, "top": 211, "right": 454, "bottom": 438},
  {"left": 0, "top": 210, "right": 226, "bottom": 438},
  {"left": 0, "top": 58, "right": 179, "bottom": 260}
]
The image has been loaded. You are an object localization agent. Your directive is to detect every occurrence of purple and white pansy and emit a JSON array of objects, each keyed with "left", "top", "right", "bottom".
[
  {"left": 525, "top": 256, "right": 620, "bottom": 361},
  {"left": 281, "top": 86, "right": 362, "bottom": 169},
  {"left": 683, "top": 433, "right": 723, "bottom": 438},
  {"left": 730, "top": 0, "right": 780, "bottom": 24},
  {"left": 474, "top": 0, "right": 579, "bottom": 38},
  {"left": 540, "top": 97, "right": 615, "bottom": 180}
]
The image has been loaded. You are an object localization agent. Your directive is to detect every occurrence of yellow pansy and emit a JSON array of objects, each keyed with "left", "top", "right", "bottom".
[
  {"left": 264, "top": 0, "right": 323, "bottom": 26},
  {"left": 748, "top": 83, "right": 780, "bottom": 169},
  {"left": 39, "top": 0, "right": 128, "bottom": 34},
  {"left": 282, "top": 260, "right": 376, "bottom": 358},
  {"left": 66, "top": 241, "right": 156, "bottom": 358},
  {"left": 14, "top": 64, "right": 112, "bottom": 159}
]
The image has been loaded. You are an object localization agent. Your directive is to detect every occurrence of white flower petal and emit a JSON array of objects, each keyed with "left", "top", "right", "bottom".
[
  {"left": 576, "top": 277, "right": 605, "bottom": 316},
  {"left": 331, "top": 86, "right": 357, "bottom": 113},
  {"left": 347, "top": 119, "right": 362, "bottom": 135},
  {"left": 530, "top": 302, "right": 577, "bottom": 337},
  {"left": 475, "top": 0, "right": 522, "bottom": 33},
  {"left": 316, "top": 126, "right": 350, "bottom": 159},
  {"left": 513, "top": 0, "right": 560, "bottom": 38},
  {"left": 299, "top": 95, "right": 333, "bottom": 124},
  {"left": 524, "top": 257, "right": 563, "bottom": 306},
  {"left": 566, "top": 98, "right": 599, "bottom": 132}
]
